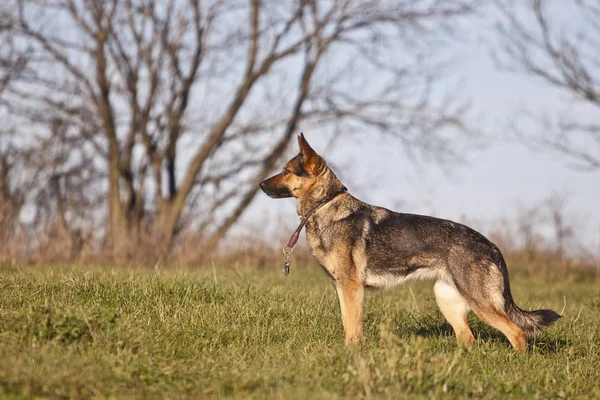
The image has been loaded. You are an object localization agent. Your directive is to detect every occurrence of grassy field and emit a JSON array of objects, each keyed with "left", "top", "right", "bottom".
[{"left": 1, "top": 262, "right": 599, "bottom": 399}]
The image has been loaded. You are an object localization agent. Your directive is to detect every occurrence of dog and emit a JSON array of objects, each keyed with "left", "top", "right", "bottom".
[{"left": 260, "top": 134, "right": 560, "bottom": 352}]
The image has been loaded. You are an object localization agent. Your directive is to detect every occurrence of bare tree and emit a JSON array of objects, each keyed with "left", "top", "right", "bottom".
[
  {"left": 0, "top": 4, "right": 28, "bottom": 95},
  {"left": 0, "top": 4, "right": 31, "bottom": 258},
  {"left": 543, "top": 192, "right": 584, "bottom": 260},
  {"left": 494, "top": 0, "right": 600, "bottom": 170},
  {"left": 4, "top": 0, "right": 477, "bottom": 258},
  {"left": 0, "top": 135, "right": 26, "bottom": 256}
]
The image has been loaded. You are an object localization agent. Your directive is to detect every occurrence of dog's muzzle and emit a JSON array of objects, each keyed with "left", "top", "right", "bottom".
[{"left": 259, "top": 180, "right": 292, "bottom": 198}]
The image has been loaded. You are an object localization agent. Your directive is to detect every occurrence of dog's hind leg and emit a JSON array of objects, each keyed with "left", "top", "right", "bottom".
[
  {"left": 434, "top": 280, "right": 475, "bottom": 347},
  {"left": 470, "top": 305, "right": 527, "bottom": 352},
  {"left": 335, "top": 280, "right": 364, "bottom": 345},
  {"left": 455, "top": 263, "right": 527, "bottom": 352}
]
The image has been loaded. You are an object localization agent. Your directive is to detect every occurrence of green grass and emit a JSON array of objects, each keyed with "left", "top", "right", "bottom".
[{"left": 1, "top": 263, "right": 599, "bottom": 399}]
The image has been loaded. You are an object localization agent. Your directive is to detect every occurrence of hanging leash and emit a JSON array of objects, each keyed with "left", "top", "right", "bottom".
[{"left": 282, "top": 188, "right": 346, "bottom": 276}]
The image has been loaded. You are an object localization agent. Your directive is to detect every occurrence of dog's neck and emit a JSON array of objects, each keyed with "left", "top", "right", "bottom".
[{"left": 296, "top": 168, "right": 347, "bottom": 216}]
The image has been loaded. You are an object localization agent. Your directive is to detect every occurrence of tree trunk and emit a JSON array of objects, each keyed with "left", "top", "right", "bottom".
[
  {"left": 107, "top": 155, "right": 128, "bottom": 253},
  {"left": 152, "top": 201, "right": 181, "bottom": 256}
]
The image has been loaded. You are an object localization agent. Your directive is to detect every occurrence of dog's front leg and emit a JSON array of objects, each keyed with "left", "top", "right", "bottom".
[{"left": 335, "top": 280, "right": 364, "bottom": 345}]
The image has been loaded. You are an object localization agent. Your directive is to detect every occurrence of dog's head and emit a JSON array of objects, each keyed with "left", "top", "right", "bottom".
[{"left": 259, "top": 133, "right": 326, "bottom": 199}]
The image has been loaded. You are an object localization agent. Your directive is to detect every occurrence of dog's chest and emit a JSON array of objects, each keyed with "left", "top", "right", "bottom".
[
  {"left": 304, "top": 222, "right": 339, "bottom": 275},
  {"left": 304, "top": 218, "right": 369, "bottom": 281},
  {"left": 305, "top": 223, "right": 329, "bottom": 262}
]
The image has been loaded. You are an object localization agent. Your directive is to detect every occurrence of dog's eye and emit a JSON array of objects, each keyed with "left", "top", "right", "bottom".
[{"left": 282, "top": 168, "right": 291, "bottom": 175}]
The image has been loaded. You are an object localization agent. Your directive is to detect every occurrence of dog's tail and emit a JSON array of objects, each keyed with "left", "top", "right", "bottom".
[
  {"left": 505, "top": 303, "right": 561, "bottom": 335},
  {"left": 497, "top": 255, "right": 561, "bottom": 335}
]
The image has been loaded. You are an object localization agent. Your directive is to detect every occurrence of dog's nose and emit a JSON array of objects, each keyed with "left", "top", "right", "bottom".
[{"left": 259, "top": 181, "right": 266, "bottom": 190}]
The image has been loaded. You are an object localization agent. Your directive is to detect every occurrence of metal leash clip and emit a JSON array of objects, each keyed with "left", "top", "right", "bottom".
[{"left": 282, "top": 245, "right": 293, "bottom": 276}]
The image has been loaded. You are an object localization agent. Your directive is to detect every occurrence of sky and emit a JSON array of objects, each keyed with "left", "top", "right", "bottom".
[
  {"left": 238, "top": 2, "right": 600, "bottom": 256},
  {"left": 7, "top": 0, "right": 597, "bottom": 257}
]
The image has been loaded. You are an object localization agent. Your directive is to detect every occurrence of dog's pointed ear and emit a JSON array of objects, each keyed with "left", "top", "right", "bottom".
[
  {"left": 297, "top": 133, "right": 325, "bottom": 175},
  {"left": 298, "top": 133, "right": 318, "bottom": 159}
]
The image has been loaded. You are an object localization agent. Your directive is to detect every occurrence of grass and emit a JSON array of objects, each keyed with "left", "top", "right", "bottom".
[{"left": 0, "top": 262, "right": 599, "bottom": 399}]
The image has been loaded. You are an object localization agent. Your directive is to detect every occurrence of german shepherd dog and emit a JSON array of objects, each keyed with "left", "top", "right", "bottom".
[{"left": 260, "top": 134, "right": 560, "bottom": 352}]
